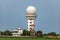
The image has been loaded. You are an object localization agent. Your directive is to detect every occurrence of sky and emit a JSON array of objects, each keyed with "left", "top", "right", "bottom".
[{"left": 0, "top": 0, "right": 60, "bottom": 34}]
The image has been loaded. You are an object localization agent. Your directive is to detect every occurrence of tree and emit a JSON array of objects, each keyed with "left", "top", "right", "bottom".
[
  {"left": 48, "top": 32, "right": 56, "bottom": 36},
  {"left": 0, "top": 31, "right": 4, "bottom": 35},
  {"left": 36, "top": 30, "right": 43, "bottom": 37},
  {"left": 22, "top": 29, "right": 35, "bottom": 36},
  {"left": 22, "top": 29, "right": 27, "bottom": 36},
  {"left": 26, "top": 31, "right": 30, "bottom": 36},
  {"left": 4, "top": 30, "right": 12, "bottom": 36}
]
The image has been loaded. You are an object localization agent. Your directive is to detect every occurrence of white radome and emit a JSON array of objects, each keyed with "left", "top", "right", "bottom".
[{"left": 26, "top": 6, "right": 36, "bottom": 14}]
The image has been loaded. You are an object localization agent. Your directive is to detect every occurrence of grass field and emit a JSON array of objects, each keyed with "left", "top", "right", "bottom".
[{"left": 0, "top": 37, "right": 60, "bottom": 40}]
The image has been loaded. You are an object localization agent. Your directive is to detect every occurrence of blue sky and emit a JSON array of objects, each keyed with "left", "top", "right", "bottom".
[{"left": 0, "top": 0, "right": 60, "bottom": 34}]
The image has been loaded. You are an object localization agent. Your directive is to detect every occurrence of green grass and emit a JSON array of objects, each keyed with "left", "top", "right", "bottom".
[{"left": 0, "top": 37, "right": 60, "bottom": 40}]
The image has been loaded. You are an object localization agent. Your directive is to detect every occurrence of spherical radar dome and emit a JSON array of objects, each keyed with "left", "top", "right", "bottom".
[{"left": 26, "top": 6, "right": 36, "bottom": 14}]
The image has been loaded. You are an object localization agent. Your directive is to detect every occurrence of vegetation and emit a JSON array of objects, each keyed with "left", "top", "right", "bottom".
[
  {"left": 43, "top": 32, "right": 57, "bottom": 37},
  {"left": 36, "top": 30, "right": 43, "bottom": 37},
  {"left": 0, "top": 30, "right": 12, "bottom": 36},
  {"left": 22, "top": 30, "right": 27, "bottom": 36},
  {"left": 0, "top": 37, "right": 60, "bottom": 40},
  {"left": 0, "top": 29, "right": 60, "bottom": 39}
]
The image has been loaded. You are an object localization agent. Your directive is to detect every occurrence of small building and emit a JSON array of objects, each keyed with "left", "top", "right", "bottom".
[{"left": 11, "top": 28, "right": 23, "bottom": 37}]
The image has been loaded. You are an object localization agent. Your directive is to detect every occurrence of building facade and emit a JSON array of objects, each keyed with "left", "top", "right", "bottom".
[{"left": 11, "top": 28, "right": 23, "bottom": 37}]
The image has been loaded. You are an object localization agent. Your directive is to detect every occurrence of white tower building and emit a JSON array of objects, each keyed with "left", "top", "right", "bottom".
[{"left": 26, "top": 6, "right": 37, "bottom": 31}]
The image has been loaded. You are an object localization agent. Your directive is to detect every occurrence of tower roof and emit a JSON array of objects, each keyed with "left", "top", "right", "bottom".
[{"left": 26, "top": 6, "right": 36, "bottom": 14}]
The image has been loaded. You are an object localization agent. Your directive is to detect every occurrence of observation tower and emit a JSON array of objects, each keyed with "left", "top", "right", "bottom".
[{"left": 26, "top": 6, "right": 37, "bottom": 31}]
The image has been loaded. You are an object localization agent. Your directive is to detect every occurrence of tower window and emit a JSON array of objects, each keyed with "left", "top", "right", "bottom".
[
  {"left": 30, "top": 24, "right": 35, "bottom": 27},
  {"left": 30, "top": 22, "right": 32, "bottom": 23}
]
